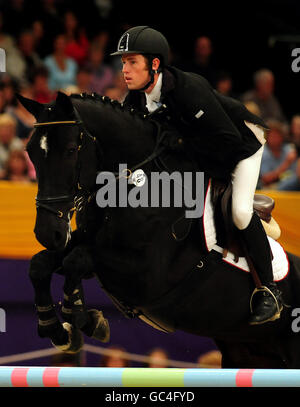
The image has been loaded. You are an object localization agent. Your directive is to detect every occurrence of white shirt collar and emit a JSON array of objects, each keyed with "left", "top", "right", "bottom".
[{"left": 145, "top": 73, "right": 163, "bottom": 113}]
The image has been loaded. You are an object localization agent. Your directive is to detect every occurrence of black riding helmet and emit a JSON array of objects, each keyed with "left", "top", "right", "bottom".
[{"left": 111, "top": 26, "right": 170, "bottom": 91}]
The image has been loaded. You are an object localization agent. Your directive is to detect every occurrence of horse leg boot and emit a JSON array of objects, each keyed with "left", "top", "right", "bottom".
[
  {"left": 62, "top": 246, "right": 110, "bottom": 342},
  {"left": 29, "top": 250, "right": 83, "bottom": 352},
  {"left": 62, "top": 245, "right": 96, "bottom": 328},
  {"left": 29, "top": 250, "right": 70, "bottom": 345},
  {"left": 241, "top": 213, "right": 283, "bottom": 325}
]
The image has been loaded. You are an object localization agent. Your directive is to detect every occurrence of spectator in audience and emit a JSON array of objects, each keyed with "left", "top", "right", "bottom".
[
  {"left": 105, "top": 86, "right": 124, "bottom": 102},
  {"left": 1, "top": 77, "right": 18, "bottom": 109},
  {"left": 146, "top": 347, "right": 169, "bottom": 368},
  {"left": 17, "top": 30, "right": 43, "bottom": 83},
  {"left": 63, "top": 10, "right": 90, "bottom": 67},
  {"left": 31, "top": 66, "right": 56, "bottom": 103},
  {"left": 31, "top": 20, "right": 45, "bottom": 58},
  {"left": 197, "top": 350, "right": 222, "bottom": 368},
  {"left": 92, "top": 30, "right": 110, "bottom": 53},
  {"left": 0, "top": 113, "right": 23, "bottom": 172},
  {"left": 85, "top": 43, "right": 114, "bottom": 94},
  {"left": 180, "top": 35, "right": 218, "bottom": 85},
  {"left": 242, "top": 69, "right": 286, "bottom": 123},
  {"left": 290, "top": 114, "right": 300, "bottom": 149},
  {"left": 104, "top": 71, "right": 128, "bottom": 102},
  {"left": 0, "top": 149, "right": 30, "bottom": 182},
  {"left": 5, "top": 87, "right": 35, "bottom": 140},
  {"left": 62, "top": 84, "right": 80, "bottom": 96},
  {"left": 0, "top": 87, "right": 6, "bottom": 114},
  {"left": 35, "top": 0, "right": 63, "bottom": 58},
  {"left": 75, "top": 66, "right": 93, "bottom": 93},
  {"left": 1, "top": 0, "right": 31, "bottom": 37},
  {"left": 0, "top": 11, "right": 17, "bottom": 55},
  {"left": 277, "top": 158, "right": 300, "bottom": 191},
  {"left": 259, "top": 119, "right": 297, "bottom": 189},
  {"left": 277, "top": 115, "right": 300, "bottom": 191},
  {"left": 44, "top": 34, "right": 78, "bottom": 91},
  {"left": 23, "top": 132, "right": 36, "bottom": 181},
  {"left": 0, "top": 11, "right": 26, "bottom": 83},
  {"left": 215, "top": 71, "right": 238, "bottom": 98},
  {"left": 99, "top": 345, "right": 130, "bottom": 367},
  {"left": 62, "top": 67, "right": 93, "bottom": 95}
]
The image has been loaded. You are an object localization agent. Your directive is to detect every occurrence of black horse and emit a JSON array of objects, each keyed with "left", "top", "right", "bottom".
[{"left": 18, "top": 91, "right": 300, "bottom": 368}]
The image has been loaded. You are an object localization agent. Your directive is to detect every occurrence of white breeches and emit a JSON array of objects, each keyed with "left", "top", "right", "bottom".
[{"left": 231, "top": 122, "right": 265, "bottom": 230}]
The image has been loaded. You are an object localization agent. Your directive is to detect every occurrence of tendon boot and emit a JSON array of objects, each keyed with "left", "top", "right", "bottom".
[{"left": 241, "top": 213, "right": 283, "bottom": 325}]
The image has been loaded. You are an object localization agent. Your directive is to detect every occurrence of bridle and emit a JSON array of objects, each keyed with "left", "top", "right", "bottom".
[
  {"left": 33, "top": 102, "right": 168, "bottom": 220},
  {"left": 33, "top": 112, "right": 97, "bottom": 219}
]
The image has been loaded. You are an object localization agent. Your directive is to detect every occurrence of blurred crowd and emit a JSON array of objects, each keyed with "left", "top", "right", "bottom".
[
  {"left": 50, "top": 345, "right": 222, "bottom": 368},
  {"left": 0, "top": 0, "right": 299, "bottom": 190}
]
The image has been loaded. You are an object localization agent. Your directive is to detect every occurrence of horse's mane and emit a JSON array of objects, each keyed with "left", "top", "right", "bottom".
[
  {"left": 69, "top": 92, "right": 157, "bottom": 152},
  {"left": 70, "top": 92, "right": 148, "bottom": 122}
]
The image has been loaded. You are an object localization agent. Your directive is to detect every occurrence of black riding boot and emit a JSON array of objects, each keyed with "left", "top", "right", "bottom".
[{"left": 241, "top": 213, "right": 283, "bottom": 325}]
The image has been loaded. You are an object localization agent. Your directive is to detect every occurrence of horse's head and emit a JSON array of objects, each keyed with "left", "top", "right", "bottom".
[{"left": 18, "top": 91, "right": 99, "bottom": 251}]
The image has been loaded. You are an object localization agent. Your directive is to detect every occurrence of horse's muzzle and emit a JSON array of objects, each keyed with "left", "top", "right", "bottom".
[{"left": 34, "top": 211, "right": 71, "bottom": 251}]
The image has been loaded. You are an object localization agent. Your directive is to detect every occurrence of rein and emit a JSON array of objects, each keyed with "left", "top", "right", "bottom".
[
  {"left": 33, "top": 106, "right": 167, "bottom": 219},
  {"left": 33, "top": 114, "right": 93, "bottom": 219},
  {"left": 113, "top": 119, "right": 167, "bottom": 181}
]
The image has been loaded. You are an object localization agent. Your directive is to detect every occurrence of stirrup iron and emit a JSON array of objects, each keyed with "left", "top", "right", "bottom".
[{"left": 249, "top": 285, "right": 281, "bottom": 315}]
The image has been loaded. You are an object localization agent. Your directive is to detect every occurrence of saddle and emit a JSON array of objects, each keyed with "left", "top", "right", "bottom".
[
  {"left": 253, "top": 194, "right": 274, "bottom": 223},
  {"left": 211, "top": 180, "right": 281, "bottom": 263}
]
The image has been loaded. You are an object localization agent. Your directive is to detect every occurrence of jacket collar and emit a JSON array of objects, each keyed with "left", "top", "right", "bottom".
[{"left": 161, "top": 67, "right": 175, "bottom": 97}]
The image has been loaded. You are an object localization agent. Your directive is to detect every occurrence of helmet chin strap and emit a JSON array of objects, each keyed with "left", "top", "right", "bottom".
[{"left": 138, "top": 69, "right": 156, "bottom": 92}]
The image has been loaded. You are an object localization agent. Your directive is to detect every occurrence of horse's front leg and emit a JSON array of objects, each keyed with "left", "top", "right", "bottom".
[
  {"left": 29, "top": 249, "right": 83, "bottom": 352},
  {"left": 62, "top": 245, "right": 110, "bottom": 343}
]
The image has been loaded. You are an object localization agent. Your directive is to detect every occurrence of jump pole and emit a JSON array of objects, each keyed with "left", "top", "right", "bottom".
[{"left": 1, "top": 367, "right": 300, "bottom": 387}]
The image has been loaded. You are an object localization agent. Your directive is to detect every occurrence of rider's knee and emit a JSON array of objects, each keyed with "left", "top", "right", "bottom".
[{"left": 232, "top": 206, "right": 252, "bottom": 230}]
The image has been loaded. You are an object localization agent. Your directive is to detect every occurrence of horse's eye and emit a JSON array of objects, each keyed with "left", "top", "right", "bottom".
[{"left": 67, "top": 148, "right": 76, "bottom": 155}]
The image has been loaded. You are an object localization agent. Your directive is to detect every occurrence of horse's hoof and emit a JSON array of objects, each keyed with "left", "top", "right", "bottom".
[
  {"left": 51, "top": 322, "right": 84, "bottom": 354},
  {"left": 61, "top": 306, "right": 73, "bottom": 324},
  {"left": 88, "top": 309, "right": 110, "bottom": 343}
]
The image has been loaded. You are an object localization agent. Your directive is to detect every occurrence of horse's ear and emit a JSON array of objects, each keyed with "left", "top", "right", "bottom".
[
  {"left": 16, "top": 93, "right": 44, "bottom": 119},
  {"left": 55, "top": 91, "right": 74, "bottom": 116}
]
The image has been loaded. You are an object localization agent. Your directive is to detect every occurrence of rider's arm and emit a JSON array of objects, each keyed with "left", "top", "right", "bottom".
[{"left": 177, "top": 73, "right": 243, "bottom": 157}]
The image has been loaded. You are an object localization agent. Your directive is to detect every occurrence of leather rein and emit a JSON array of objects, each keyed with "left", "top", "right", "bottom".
[
  {"left": 33, "top": 108, "right": 167, "bottom": 220},
  {"left": 33, "top": 112, "right": 96, "bottom": 219}
]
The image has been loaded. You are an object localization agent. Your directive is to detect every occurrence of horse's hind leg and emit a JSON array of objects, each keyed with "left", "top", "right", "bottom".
[
  {"left": 62, "top": 245, "right": 92, "bottom": 328},
  {"left": 62, "top": 283, "right": 110, "bottom": 343},
  {"left": 29, "top": 250, "right": 83, "bottom": 352}
]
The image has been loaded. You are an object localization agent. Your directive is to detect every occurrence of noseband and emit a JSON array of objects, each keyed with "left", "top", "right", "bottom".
[{"left": 34, "top": 113, "right": 96, "bottom": 219}]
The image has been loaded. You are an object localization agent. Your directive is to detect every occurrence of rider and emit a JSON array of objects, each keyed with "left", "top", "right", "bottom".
[{"left": 110, "top": 26, "right": 283, "bottom": 325}]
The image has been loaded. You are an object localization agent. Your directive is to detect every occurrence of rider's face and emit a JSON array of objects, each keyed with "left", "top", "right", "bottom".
[{"left": 121, "top": 54, "right": 150, "bottom": 90}]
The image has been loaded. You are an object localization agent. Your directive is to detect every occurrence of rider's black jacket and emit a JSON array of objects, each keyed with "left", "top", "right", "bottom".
[{"left": 123, "top": 65, "right": 268, "bottom": 181}]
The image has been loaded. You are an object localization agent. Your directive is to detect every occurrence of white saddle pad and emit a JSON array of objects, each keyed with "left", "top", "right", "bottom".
[{"left": 203, "top": 181, "right": 289, "bottom": 282}]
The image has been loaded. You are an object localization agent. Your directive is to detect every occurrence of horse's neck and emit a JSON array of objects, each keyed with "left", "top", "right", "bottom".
[{"left": 73, "top": 98, "right": 155, "bottom": 170}]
